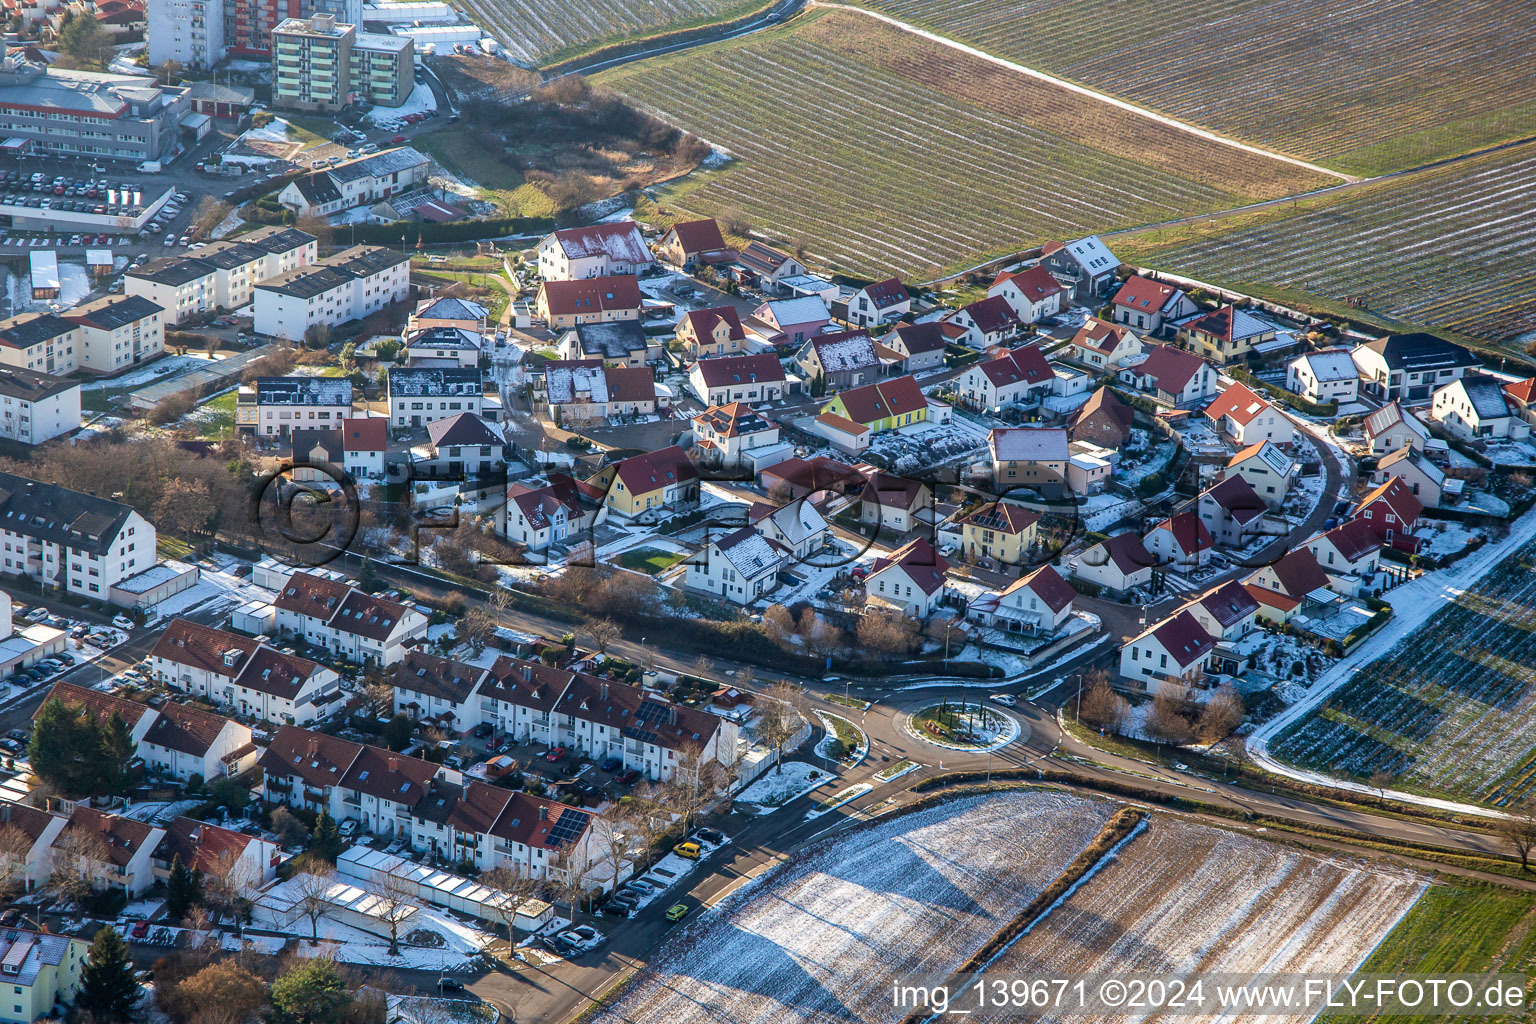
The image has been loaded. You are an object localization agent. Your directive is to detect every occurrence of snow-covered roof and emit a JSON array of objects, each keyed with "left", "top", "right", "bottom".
[
  {"left": 757, "top": 498, "right": 827, "bottom": 546},
  {"left": 549, "top": 221, "right": 650, "bottom": 264},
  {"left": 988, "top": 426, "right": 1069, "bottom": 462},
  {"left": 761, "top": 296, "right": 829, "bottom": 326},
  {"left": 1291, "top": 347, "right": 1358, "bottom": 383},
  {"left": 716, "top": 526, "right": 783, "bottom": 580},
  {"left": 808, "top": 331, "right": 877, "bottom": 372},
  {"left": 545, "top": 360, "right": 608, "bottom": 404},
  {"left": 1051, "top": 235, "right": 1119, "bottom": 276}
]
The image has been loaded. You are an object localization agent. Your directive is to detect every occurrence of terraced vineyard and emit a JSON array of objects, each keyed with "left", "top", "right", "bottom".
[
  {"left": 1116, "top": 142, "right": 1536, "bottom": 346},
  {"left": 1271, "top": 537, "right": 1536, "bottom": 803},
  {"left": 457, "top": 0, "right": 765, "bottom": 67},
  {"left": 595, "top": 10, "right": 1331, "bottom": 279},
  {"left": 848, "top": 0, "right": 1536, "bottom": 175},
  {"left": 983, "top": 818, "right": 1425, "bottom": 1021}
]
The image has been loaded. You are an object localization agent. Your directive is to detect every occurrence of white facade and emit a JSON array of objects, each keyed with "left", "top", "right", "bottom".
[
  {"left": 254, "top": 247, "right": 410, "bottom": 341},
  {"left": 0, "top": 487, "right": 153, "bottom": 601},
  {"left": 0, "top": 377, "right": 79, "bottom": 445},
  {"left": 1286, "top": 349, "right": 1359, "bottom": 405},
  {"left": 148, "top": 0, "right": 225, "bottom": 67}
]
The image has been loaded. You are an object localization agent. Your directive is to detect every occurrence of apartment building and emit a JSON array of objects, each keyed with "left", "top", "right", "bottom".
[
  {"left": 0, "top": 928, "right": 88, "bottom": 1022},
  {"left": 253, "top": 245, "right": 410, "bottom": 341},
  {"left": 273, "top": 570, "right": 428, "bottom": 666},
  {"left": 0, "top": 472, "right": 155, "bottom": 600},
  {"left": 235, "top": 376, "right": 353, "bottom": 437},
  {"left": 271, "top": 14, "right": 413, "bottom": 113},
  {"left": 0, "top": 313, "right": 77, "bottom": 375},
  {"left": 147, "top": 0, "right": 224, "bottom": 68},
  {"left": 63, "top": 295, "right": 165, "bottom": 373},
  {"left": 0, "top": 367, "right": 80, "bottom": 445},
  {"left": 387, "top": 366, "right": 483, "bottom": 429},
  {"left": 126, "top": 226, "right": 316, "bottom": 324}
]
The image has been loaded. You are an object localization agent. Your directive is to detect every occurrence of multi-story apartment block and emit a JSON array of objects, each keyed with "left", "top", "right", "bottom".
[
  {"left": 235, "top": 376, "right": 353, "bottom": 437},
  {"left": 0, "top": 367, "right": 80, "bottom": 445},
  {"left": 147, "top": 0, "right": 225, "bottom": 68},
  {"left": 126, "top": 226, "right": 317, "bottom": 324},
  {"left": 273, "top": 570, "right": 428, "bottom": 666},
  {"left": 0, "top": 313, "right": 78, "bottom": 375},
  {"left": 0, "top": 472, "right": 155, "bottom": 601},
  {"left": 387, "top": 366, "right": 482, "bottom": 429},
  {"left": 253, "top": 245, "right": 410, "bottom": 341},
  {"left": 0, "top": 927, "right": 88, "bottom": 1020},
  {"left": 271, "top": 14, "right": 412, "bottom": 113},
  {"left": 63, "top": 295, "right": 165, "bottom": 373}
]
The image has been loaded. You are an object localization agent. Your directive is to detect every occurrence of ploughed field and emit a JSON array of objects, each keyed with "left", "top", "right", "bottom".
[
  {"left": 980, "top": 818, "right": 1425, "bottom": 1023},
  {"left": 1271, "top": 535, "right": 1536, "bottom": 803},
  {"left": 1116, "top": 142, "right": 1536, "bottom": 346},
  {"left": 846, "top": 0, "right": 1536, "bottom": 175},
  {"left": 457, "top": 0, "right": 765, "bottom": 67},
  {"left": 594, "top": 793, "right": 1426, "bottom": 1024},
  {"left": 596, "top": 10, "right": 1331, "bottom": 279}
]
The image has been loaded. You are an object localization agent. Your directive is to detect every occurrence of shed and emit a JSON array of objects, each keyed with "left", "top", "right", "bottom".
[{"left": 29, "top": 251, "right": 59, "bottom": 300}]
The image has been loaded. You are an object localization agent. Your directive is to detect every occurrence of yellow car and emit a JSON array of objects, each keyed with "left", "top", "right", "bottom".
[
  {"left": 665, "top": 903, "right": 689, "bottom": 922},
  {"left": 673, "top": 841, "right": 701, "bottom": 859}
]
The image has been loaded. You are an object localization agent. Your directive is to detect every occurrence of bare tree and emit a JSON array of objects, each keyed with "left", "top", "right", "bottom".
[
  {"left": 203, "top": 848, "right": 260, "bottom": 936},
  {"left": 1499, "top": 797, "right": 1536, "bottom": 872},
  {"left": 294, "top": 867, "right": 337, "bottom": 944},
  {"left": 370, "top": 868, "right": 415, "bottom": 955},
  {"left": 585, "top": 801, "right": 638, "bottom": 893},
  {"left": 1146, "top": 685, "right": 1195, "bottom": 745},
  {"left": 762, "top": 604, "right": 795, "bottom": 645},
  {"left": 627, "top": 781, "right": 671, "bottom": 856},
  {"left": 1197, "top": 684, "right": 1246, "bottom": 742},
  {"left": 48, "top": 827, "right": 109, "bottom": 905},
  {"left": 1078, "top": 677, "right": 1129, "bottom": 733},
  {"left": 360, "top": 674, "right": 396, "bottom": 721},
  {"left": 583, "top": 617, "right": 621, "bottom": 659},
  {"left": 0, "top": 823, "right": 34, "bottom": 900},
  {"left": 479, "top": 865, "right": 538, "bottom": 939},
  {"left": 192, "top": 196, "right": 233, "bottom": 239},
  {"left": 664, "top": 743, "right": 720, "bottom": 837},
  {"left": 756, "top": 682, "right": 809, "bottom": 774},
  {"left": 489, "top": 588, "right": 513, "bottom": 634}
]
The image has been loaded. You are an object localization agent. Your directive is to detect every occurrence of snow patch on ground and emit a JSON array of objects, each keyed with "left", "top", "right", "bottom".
[{"left": 736, "top": 761, "right": 831, "bottom": 810}]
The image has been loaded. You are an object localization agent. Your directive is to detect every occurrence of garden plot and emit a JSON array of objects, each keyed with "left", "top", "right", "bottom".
[
  {"left": 981, "top": 817, "right": 1424, "bottom": 1022},
  {"left": 592, "top": 791, "right": 1115, "bottom": 1024},
  {"left": 866, "top": 417, "right": 986, "bottom": 472},
  {"left": 1271, "top": 534, "right": 1536, "bottom": 803},
  {"left": 594, "top": 10, "right": 1327, "bottom": 278}
]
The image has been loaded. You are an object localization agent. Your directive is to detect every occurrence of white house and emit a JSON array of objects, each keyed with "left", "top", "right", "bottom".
[
  {"left": 1117, "top": 345, "right": 1218, "bottom": 407},
  {"left": 686, "top": 526, "right": 785, "bottom": 606},
  {"left": 1111, "top": 276, "right": 1197, "bottom": 333},
  {"left": 414, "top": 412, "right": 505, "bottom": 480},
  {"left": 1203, "top": 381, "right": 1295, "bottom": 447},
  {"left": 865, "top": 537, "right": 950, "bottom": 618},
  {"left": 1286, "top": 348, "right": 1359, "bottom": 405},
  {"left": 955, "top": 344, "right": 1053, "bottom": 411},
  {"left": 1362, "top": 402, "right": 1431, "bottom": 456},
  {"left": 688, "top": 353, "right": 785, "bottom": 407},
  {"left": 0, "top": 472, "right": 155, "bottom": 601},
  {"left": 273, "top": 572, "right": 428, "bottom": 666},
  {"left": 844, "top": 277, "right": 910, "bottom": 328},
  {"left": 1224, "top": 441, "right": 1296, "bottom": 507},
  {"left": 1305, "top": 519, "right": 1382, "bottom": 597},
  {"left": 503, "top": 475, "right": 592, "bottom": 552},
  {"left": 155, "top": 816, "right": 280, "bottom": 889},
  {"left": 969, "top": 563, "right": 1076, "bottom": 636},
  {"left": 52, "top": 807, "right": 164, "bottom": 896},
  {"left": 150, "top": 618, "right": 343, "bottom": 725},
  {"left": 340, "top": 417, "right": 388, "bottom": 480},
  {"left": 1072, "top": 532, "right": 1154, "bottom": 596},
  {"left": 404, "top": 780, "right": 600, "bottom": 884},
  {"left": 536, "top": 222, "right": 652, "bottom": 281},
  {"left": 987, "top": 265, "right": 1064, "bottom": 323},
  {"left": 1117, "top": 611, "right": 1215, "bottom": 694},
  {"left": 859, "top": 472, "right": 933, "bottom": 533},
  {"left": 1351, "top": 332, "right": 1480, "bottom": 403},
  {"left": 391, "top": 650, "right": 487, "bottom": 733},
  {"left": 1144, "top": 512, "right": 1213, "bottom": 571},
  {"left": 1040, "top": 236, "right": 1121, "bottom": 299},
  {"left": 749, "top": 497, "right": 827, "bottom": 560},
  {"left": 944, "top": 296, "right": 1021, "bottom": 349},
  {"left": 1067, "top": 318, "right": 1143, "bottom": 370},
  {"left": 692, "top": 402, "right": 783, "bottom": 471},
  {"left": 1430, "top": 373, "right": 1530, "bottom": 441},
  {"left": 140, "top": 701, "right": 259, "bottom": 783},
  {"left": 388, "top": 367, "right": 484, "bottom": 431},
  {"left": 1187, "top": 580, "right": 1259, "bottom": 643},
  {"left": 237, "top": 376, "right": 353, "bottom": 438},
  {"left": 1197, "top": 474, "right": 1271, "bottom": 548},
  {"left": 0, "top": 367, "right": 79, "bottom": 445},
  {"left": 253, "top": 246, "right": 411, "bottom": 342},
  {"left": 1371, "top": 447, "right": 1450, "bottom": 508},
  {"left": 278, "top": 150, "right": 431, "bottom": 217},
  {"left": 258, "top": 725, "right": 443, "bottom": 838}
]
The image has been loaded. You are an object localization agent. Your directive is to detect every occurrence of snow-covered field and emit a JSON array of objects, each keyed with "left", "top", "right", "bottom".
[
  {"left": 592, "top": 791, "right": 1115, "bottom": 1024},
  {"left": 979, "top": 817, "right": 1425, "bottom": 1023}
]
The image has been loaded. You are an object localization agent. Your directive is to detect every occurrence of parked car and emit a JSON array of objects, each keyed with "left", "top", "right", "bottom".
[
  {"left": 544, "top": 745, "right": 567, "bottom": 761},
  {"left": 338, "top": 819, "right": 358, "bottom": 838},
  {"left": 665, "top": 903, "right": 689, "bottom": 922},
  {"left": 694, "top": 827, "right": 726, "bottom": 845},
  {"left": 112, "top": 615, "right": 134, "bottom": 630},
  {"left": 437, "top": 978, "right": 464, "bottom": 993},
  {"left": 599, "top": 756, "right": 622, "bottom": 772},
  {"left": 598, "top": 902, "right": 630, "bottom": 918},
  {"left": 130, "top": 921, "right": 150, "bottom": 938},
  {"left": 617, "top": 769, "right": 641, "bottom": 785},
  {"left": 673, "top": 841, "right": 701, "bottom": 859}
]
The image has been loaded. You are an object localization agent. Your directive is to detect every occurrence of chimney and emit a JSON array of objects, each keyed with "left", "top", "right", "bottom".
[
  {"left": 600, "top": 682, "right": 608, "bottom": 701},
  {"left": 668, "top": 706, "right": 677, "bottom": 724},
  {"left": 537, "top": 805, "right": 546, "bottom": 820},
  {"left": 522, "top": 664, "right": 531, "bottom": 681}
]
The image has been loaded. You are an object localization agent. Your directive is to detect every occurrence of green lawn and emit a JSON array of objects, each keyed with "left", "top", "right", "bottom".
[
  {"left": 612, "top": 547, "right": 688, "bottom": 574},
  {"left": 411, "top": 126, "right": 556, "bottom": 218},
  {"left": 157, "top": 536, "right": 194, "bottom": 560},
  {"left": 1316, "top": 885, "right": 1536, "bottom": 1023},
  {"left": 194, "top": 391, "right": 237, "bottom": 439}
]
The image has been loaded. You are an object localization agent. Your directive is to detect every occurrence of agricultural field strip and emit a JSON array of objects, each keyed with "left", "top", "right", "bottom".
[
  {"left": 848, "top": 0, "right": 1536, "bottom": 169},
  {"left": 458, "top": 0, "right": 750, "bottom": 65},
  {"left": 1124, "top": 145, "right": 1536, "bottom": 342},
  {"left": 1271, "top": 548, "right": 1536, "bottom": 801},
  {"left": 810, "top": 2, "right": 1350, "bottom": 182},
  {"left": 591, "top": 792, "right": 1115, "bottom": 1024},
  {"left": 979, "top": 818, "right": 1426, "bottom": 1023},
  {"left": 600, "top": 13, "right": 1321, "bottom": 276}
]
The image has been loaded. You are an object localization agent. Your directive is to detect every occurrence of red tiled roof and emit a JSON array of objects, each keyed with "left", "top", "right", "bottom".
[
  {"left": 1000, "top": 563, "right": 1074, "bottom": 613},
  {"left": 1196, "top": 580, "right": 1258, "bottom": 627},
  {"left": 1202, "top": 474, "right": 1266, "bottom": 524},
  {"left": 1204, "top": 381, "right": 1272, "bottom": 427},
  {"left": 538, "top": 276, "right": 642, "bottom": 317},
  {"left": 693, "top": 353, "right": 785, "bottom": 388},
  {"left": 1112, "top": 275, "right": 1181, "bottom": 312},
  {"left": 156, "top": 816, "right": 256, "bottom": 873},
  {"left": 831, "top": 374, "right": 926, "bottom": 424},
  {"left": 1315, "top": 518, "right": 1380, "bottom": 564},
  {"left": 862, "top": 471, "right": 928, "bottom": 510},
  {"left": 953, "top": 295, "right": 1019, "bottom": 335},
  {"left": 603, "top": 366, "right": 658, "bottom": 403},
  {"left": 1148, "top": 611, "right": 1215, "bottom": 669},
  {"left": 860, "top": 277, "right": 908, "bottom": 310},
  {"left": 1099, "top": 532, "right": 1154, "bottom": 576},
  {"left": 56, "top": 807, "right": 159, "bottom": 867},
  {"left": 1071, "top": 318, "right": 1136, "bottom": 355},
  {"left": 1151, "top": 511, "right": 1213, "bottom": 555},
  {"left": 870, "top": 536, "right": 950, "bottom": 595},
  {"left": 1355, "top": 474, "right": 1423, "bottom": 526},
  {"left": 1071, "top": 386, "right": 1134, "bottom": 436},
  {"left": 993, "top": 264, "right": 1063, "bottom": 303},
  {"left": 1267, "top": 548, "right": 1331, "bottom": 598},
  {"left": 142, "top": 702, "right": 236, "bottom": 758},
  {"left": 889, "top": 321, "right": 948, "bottom": 356},
  {"left": 680, "top": 305, "right": 744, "bottom": 342},
  {"left": 392, "top": 649, "right": 486, "bottom": 705},
  {"left": 36, "top": 681, "right": 152, "bottom": 729},
  {"left": 341, "top": 416, "right": 387, "bottom": 452},
  {"left": 1504, "top": 378, "right": 1536, "bottom": 406},
  {"left": 612, "top": 445, "right": 698, "bottom": 496},
  {"left": 1133, "top": 344, "right": 1207, "bottom": 393},
  {"left": 976, "top": 344, "right": 1051, "bottom": 390},
  {"left": 667, "top": 218, "right": 727, "bottom": 255}
]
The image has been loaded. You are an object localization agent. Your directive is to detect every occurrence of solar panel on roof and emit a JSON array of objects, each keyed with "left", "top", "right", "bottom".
[{"left": 546, "top": 808, "right": 589, "bottom": 847}]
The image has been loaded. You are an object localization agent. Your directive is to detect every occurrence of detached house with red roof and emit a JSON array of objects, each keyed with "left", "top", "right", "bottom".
[
  {"left": 692, "top": 402, "right": 784, "bottom": 471},
  {"left": 150, "top": 618, "right": 344, "bottom": 725},
  {"left": 536, "top": 276, "right": 643, "bottom": 331},
  {"left": 844, "top": 277, "right": 910, "bottom": 329},
  {"left": 1306, "top": 519, "right": 1382, "bottom": 596},
  {"left": 1246, "top": 548, "right": 1340, "bottom": 622},
  {"left": 1204, "top": 381, "right": 1294, "bottom": 447},
  {"left": 987, "top": 265, "right": 1064, "bottom": 323},
  {"left": 1502, "top": 378, "right": 1536, "bottom": 429},
  {"left": 536, "top": 222, "right": 652, "bottom": 281},
  {"left": 1118, "top": 344, "right": 1219, "bottom": 407},
  {"left": 688, "top": 353, "right": 786, "bottom": 406},
  {"left": 866, "top": 537, "right": 951, "bottom": 618},
  {"left": 590, "top": 445, "right": 699, "bottom": 521},
  {"left": 1197, "top": 474, "right": 1275, "bottom": 548},
  {"left": 656, "top": 218, "right": 729, "bottom": 269},
  {"left": 1111, "top": 276, "right": 1197, "bottom": 334},
  {"left": 340, "top": 416, "right": 387, "bottom": 480},
  {"left": 1362, "top": 401, "right": 1431, "bottom": 456},
  {"left": 1352, "top": 475, "right": 1424, "bottom": 552},
  {"left": 676, "top": 306, "right": 747, "bottom": 359},
  {"left": 1118, "top": 611, "right": 1216, "bottom": 693},
  {"left": 1072, "top": 532, "right": 1154, "bottom": 596},
  {"left": 945, "top": 295, "right": 1021, "bottom": 348},
  {"left": 859, "top": 471, "right": 934, "bottom": 533},
  {"left": 1187, "top": 580, "right": 1259, "bottom": 644},
  {"left": 954, "top": 343, "right": 1053, "bottom": 411},
  {"left": 968, "top": 564, "right": 1076, "bottom": 636},
  {"left": 1144, "top": 511, "right": 1213, "bottom": 571},
  {"left": 504, "top": 474, "right": 597, "bottom": 552},
  {"left": 273, "top": 572, "right": 428, "bottom": 667},
  {"left": 1067, "top": 318, "right": 1143, "bottom": 370}
]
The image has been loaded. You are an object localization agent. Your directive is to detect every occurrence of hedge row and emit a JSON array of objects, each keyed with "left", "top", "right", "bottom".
[
  {"left": 1229, "top": 365, "right": 1337, "bottom": 418},
  {"left": 349, "top": 215, "right": 556, "bottom": 246}
]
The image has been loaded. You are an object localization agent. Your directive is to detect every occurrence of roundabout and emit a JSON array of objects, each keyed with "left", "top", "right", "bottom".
[{"left": 902, "top": 700, "right": 1022, "bottom": 753}]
